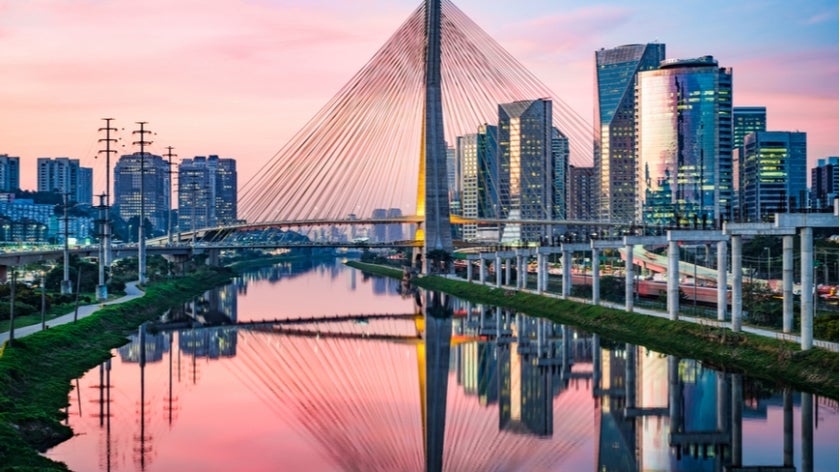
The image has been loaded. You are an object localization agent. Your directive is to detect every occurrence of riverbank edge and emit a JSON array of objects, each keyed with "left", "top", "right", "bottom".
[
  {"left": 0, "top": 267, "right": 236, "bottom": 471},
  {"left": 346, "top": 261, "right": 838, "bottom": 400}
]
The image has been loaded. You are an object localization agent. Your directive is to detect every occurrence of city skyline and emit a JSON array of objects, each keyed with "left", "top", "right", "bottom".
[{"left": 1, "top": 0, "right": 837, "bottom": 198}]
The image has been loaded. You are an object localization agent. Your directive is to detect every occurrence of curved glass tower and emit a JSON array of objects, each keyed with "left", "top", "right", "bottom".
[{"left": 636, "top": 56, "right": 733, "bottom": 228}]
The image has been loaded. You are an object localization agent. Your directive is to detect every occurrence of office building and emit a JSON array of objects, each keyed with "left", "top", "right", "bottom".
[
  {"left": 0, "top": 154, "right": 20, "bottom": 192},
  {"left": 114, "top": 152, "right": 171, "bottom": 234},
  {"left": 742, "top": 131, "right": 807, "bottom": 221},
  {"left": 636, "top": 56, "right": 733, "bottom": 227},
  {"left": 36, "top": 157, "right": 93, "bottom": 205},
  {"left": 551, "top": 127, "right": 569, "bottom": 224},
  {"left": 594, "top": 43, "right": 665, "bottom": 224},
  {"left": 177, "top": 155, "right": 238, "bottom": 232},
  {"left": 732, "top": 107, "right": 767, "bottom": 219},
  {"left": 567, "top": 166, "right": 595, "bottom": 221},
  {"left": 498, "top": 99, "right": 553, "bottom": 242},
  {"left": 457, "top": 124, "right": 500, "bottom": 241},
  {"left": 811, "top": 156, "right": 838, "bottom": 211}
]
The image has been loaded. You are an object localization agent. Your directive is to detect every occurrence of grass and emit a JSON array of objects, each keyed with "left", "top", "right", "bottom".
[
  {"left": 347, "top": 261, "right": 838, "bottom": 400},
  {"left": 0, "top": 267, "right": 236, "bottom": 471}
]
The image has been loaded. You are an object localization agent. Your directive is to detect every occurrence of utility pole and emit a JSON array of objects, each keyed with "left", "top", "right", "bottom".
[
  {"left": 61, "top": 192, "right": 73, "bottom": 295},
  {"left": 8, "top": 268, "right": 15, "bottom": 346},
  {"left": 97, "top": 118, "right": 117, "bottom": 267},
  {"left": 40, "top": 270, "right": 46, "bottom": 330},
  {"left": 132, "top": 122, "right": 153, "bottom": 285},
  {"left": 165, "top": 146, "right": 177, "bottom": 245},
  {"left": 96, "top": 193, "right": 108, "bottom": 301}
]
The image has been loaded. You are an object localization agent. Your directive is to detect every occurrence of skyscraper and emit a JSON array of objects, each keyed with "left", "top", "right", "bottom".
[
  {"left": 457, "top": 124, "right": 499, "bottom": 240},
  {"left": 551, "top": 127, "right": 569, "bottom": 223},
  {"left": 594, "top": 43, "right": 665, "bottom": 224},
  {"left": 114, "top": 152, "right": 171, "bottom": 234},
  {"left": 636, "top": 56, "right": 733, "bottom": 227},
  {"left": 0, "top": 154, "right": 20, "bottom": 192},
  {"left": 498, "top": 99, "right": 553, "bottom": 242},
  {"left": 36, "top": 157, "right": 93, "bottom": 205},
  {"left": 177, "top": 155, "right": 238, "bottom": 232},
  {"left": 567, "top": 165, "right": 595, "bottom": 222},
  {"left": 742, "top": 131, "right": 807, "bottom": 221},
  {"left": 811, "top": 156, "right": 839, "bottom": 210},
  {"left": 732, "top": 107, "right": 767, "bottom": 219}
]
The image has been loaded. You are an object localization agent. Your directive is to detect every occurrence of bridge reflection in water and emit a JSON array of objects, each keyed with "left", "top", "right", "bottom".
[{"left": 49, "top": 283, "right": 836, "bottom": 471}]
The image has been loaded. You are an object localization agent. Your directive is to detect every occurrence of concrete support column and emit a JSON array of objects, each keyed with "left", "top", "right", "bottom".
[
  {"left": 519, "top": 252, "right": 528, "bottom": 290},
  {"left": 731, "top": 235, "right": 743, "bottom": 332},
  {"left": 466, "top": 260, "right": 473, "bottom": 283},
  {"left": 495, "top": 253, "right": 502, "bottom": 288},
  {"left": 783, "top": 235, "right": 794, "bottom": 333},
  {"left": 592, "top": 247, "right": 601, "bottom": 306},
  {"left": 515, "top": 253, "right": 524, "bottom": 289},
  {"left": 562, "top": 250, "right": 571, "bottom": 298},
  {"left": 667, "top": 240, "right": 680, "bottom": 321},
  {"left": 479, "top": 256, "right": 487, "bottom": 284},
  {"left": 717, "top": 240, "right": 728, "bottom": 321},
  {"left": 536, "top": 252, "right": 545, "bottom": 293},
  {"left": 504, "top": 258, "right": 511, "bottom": 286},
  {"left": 800, "top": 226, "right": 814, "bottom": 350},
  {"left": 625, "top": 244, "right": 634, "bottom": 312}
]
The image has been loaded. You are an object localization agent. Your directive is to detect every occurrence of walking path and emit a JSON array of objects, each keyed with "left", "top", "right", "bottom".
[{"left": 0, "top": 281, "right": 144, "bottom": 345}]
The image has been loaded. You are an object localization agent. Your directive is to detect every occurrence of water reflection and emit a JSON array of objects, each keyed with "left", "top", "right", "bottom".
[{"left": 48, "top": 263, "right": 837, "bottom": 472}]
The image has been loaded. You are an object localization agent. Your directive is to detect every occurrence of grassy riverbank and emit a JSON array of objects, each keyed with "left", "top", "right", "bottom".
[
  {"left": 0, "top": 266, "right": 236, "bottom": 471},
  {"left": 346, "top": 261, "right": 838, "bottom": 400}
]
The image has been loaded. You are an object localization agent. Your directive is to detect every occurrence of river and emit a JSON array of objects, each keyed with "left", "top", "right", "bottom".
[{"left": 45, "top": 258, "right": 838, "bottom": 471}]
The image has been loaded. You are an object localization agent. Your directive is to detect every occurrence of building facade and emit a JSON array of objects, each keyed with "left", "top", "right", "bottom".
[
  {"left": 551, "top": 127, "right": 569, "bottom": 224},
  {"left": 114, "top": 153, "right": 171, "bottom": 235},
  {"left": 177, "top": 155, "right": 238, "bottom": 233},
  {"left": 742, "top": 131, "right": 807, "bottom": 221},
  {"left": 636, "top": 56, "right": 733, "bottom": 228},
  {"left": 36, "top": 157, "right": 93, "bottom": 205},
  {"left": 498, "top": 99, "right": 553, "bottom": 242},
  {"left": 594, "top": 43, "right": 665, "bottom": 224},
  {"left": 732, "top": 107, "right": 767, "bottom": 219},
  {"left": 567, "top": 166, "right": 595, "bottom": 222},
  {"left": 0, "top": 154, "right": 20, "bottom": 192},
  {"left": 811, "top": 156, "right": 838, "bottom": 210},
  {"left": 457, "top": 124, "right": 500, "bottom": 241}
]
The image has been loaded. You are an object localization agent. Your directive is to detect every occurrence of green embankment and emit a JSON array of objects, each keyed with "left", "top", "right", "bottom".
[
  {"left": 346, "top": 261, "right": 838, "bottom": 400},
  {"left": 0, "top": 267, "right": 235, "bottom": 471}
]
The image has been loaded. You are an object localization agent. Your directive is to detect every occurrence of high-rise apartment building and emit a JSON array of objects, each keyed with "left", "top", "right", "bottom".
[
  {"left": 498, "top": 99, "right": 553, "bottom": 242},
  {"left": 36, "top": 157, "right": 93, "bottom": 205},
  {"left": 114, "top": 153, "right": 171, "bottom": 235},
  {"left": 742, "top": 131, "right": 807, "bottom": 221},
  {"left": 551, "top": 127, "right": 569, "bottom": 224},
  {"left": 594, "top": 43, "right": 665, "bottom": 224},
  {"left": 457, "top": 124, "right": 499, "bottom": 240},
  {"left": 0, "top": 154, "right": 20, "bottom": 192},
  {"left": 636, "top": 56, "right": 733, "bottom": 227},
  {"left": 567, "top": 166, "right": 595, "bottom": 222},
  {"left": 177, "top": 155, "right": 238, "bottom": 232},
  {"left": 811, "top": 156, "right": 839, "bottom": 210}
]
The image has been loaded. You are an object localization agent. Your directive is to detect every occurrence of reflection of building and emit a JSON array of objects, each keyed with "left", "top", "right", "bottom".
[
  {"left": 118, "top": 331, "right": 169, "bottom": 364},
  {"left": 499, "top": 99, "right": 553, "bottom": 242},
  {"left": 637, "top": 56, "right": 733, "bottom": 227},
  {"left": 179, "top": 328, "right": 237, "bottom": 359},
  {"left": 595, "top": 43, "right": 666, "bottom": 224}
]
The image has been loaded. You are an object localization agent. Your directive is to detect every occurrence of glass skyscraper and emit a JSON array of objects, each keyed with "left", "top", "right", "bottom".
[
  {"left": 595, "top": 43, "right": 665, "bottom": 224},
  {"left": 636, "top": 56, "right": 733, "bottom": 227},
  {"left": 742, "top": 131, "right": 807, "bottom": 221},
  {"left": 498, "top": 99, "right": 553, "bottom": 242},
  {"left": 457, "top": 124, "right": 499, "bottom": 241},
  {"left": 732, "top": 107, "right": 767, "bottom": 220}
]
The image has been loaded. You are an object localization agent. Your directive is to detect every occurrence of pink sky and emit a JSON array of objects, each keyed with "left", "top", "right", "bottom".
[{"left": 1, "top": 0, "right": 837, "bottom": 201}]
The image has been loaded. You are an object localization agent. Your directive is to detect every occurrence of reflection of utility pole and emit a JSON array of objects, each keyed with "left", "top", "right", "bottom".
[
  {"left": 132, "top": 122, "right": 153, "bottom": 285},
  {"left": 61, "top": 192, "right": 72, "bottom": 295}
]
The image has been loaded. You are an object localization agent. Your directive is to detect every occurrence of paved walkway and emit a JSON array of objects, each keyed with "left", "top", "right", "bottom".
[{"left": 0, "top": 281, "right": 144, "bottom": 345}]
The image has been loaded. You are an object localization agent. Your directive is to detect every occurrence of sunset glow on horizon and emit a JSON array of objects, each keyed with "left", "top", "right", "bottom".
[{"left": 1, "top": 0, "right": 836, "bottom": 200}]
